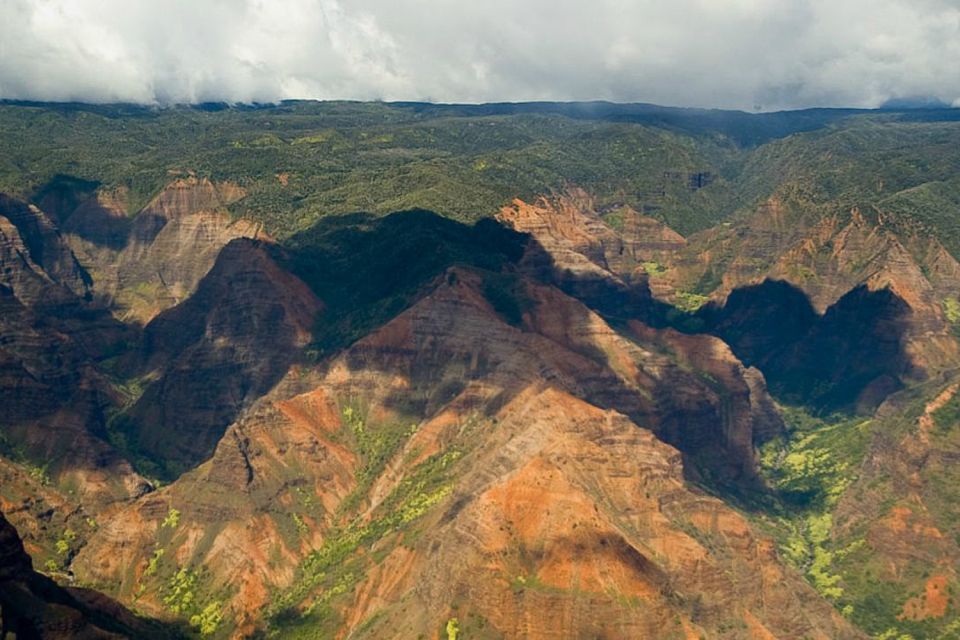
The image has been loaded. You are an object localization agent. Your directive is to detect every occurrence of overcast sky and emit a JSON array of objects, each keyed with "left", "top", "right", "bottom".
[{"left": 1, "top": 0, "right": 959, "bottom": 110}]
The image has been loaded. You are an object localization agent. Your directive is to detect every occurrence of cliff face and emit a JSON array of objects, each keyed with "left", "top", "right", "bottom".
[
  {"left": 44, "top": 177, "right": 263, "bottom": 324},
  {"left": 500, "top": 191, "right": 960, "bottom": 414},
  {"left": 0, "top": 195, "right": 146, "bottom": 513}
]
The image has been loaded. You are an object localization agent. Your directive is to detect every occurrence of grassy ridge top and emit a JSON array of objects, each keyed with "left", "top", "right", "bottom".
[
  {"left": 1, "top": 100, "right": 959, "bottom": 244},
  {"left": 0, "top": 101, "right": 740, "bottom": 236}
]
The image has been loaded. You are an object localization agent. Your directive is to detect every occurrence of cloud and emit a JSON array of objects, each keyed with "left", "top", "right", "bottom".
[{"left": 1, "top": 0, "right": 958, "bottom": 110}]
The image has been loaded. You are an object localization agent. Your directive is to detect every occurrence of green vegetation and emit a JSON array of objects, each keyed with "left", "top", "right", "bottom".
[
  {"left": 268, "top": 446, "right": 462, "bottom": 633},
  {"left": 163, "top": 567, "right": 199, "bottom": 614},
  {"left": 161, "top": 566, "right": 223, "bottom": 635},
  {"left": 0, "top": 431, "right": 51, "bottom": 485},
  {"left": 641, "top": 261, "right": 668, "bottom": 276},
  {"left": 446, "top": 617, "right": 461, "bottom": 640},
  {"left": 736, "top": 120, "right": 960, "bottom": 257},
  {"left": 291, "top": 512, "right": 309, "bottom": 535},
  {"left": 335, "top": 404, "right": 419, "bottom": 514},
  {"left": 751, "top": 393, "right": 960, "bottom": 637},
  {"left": 145, "top": 548, "right": 164, "bottom": 576},
  {"left": 482, "top": 272, "right": 532, "bottom": 326},
  {"left": 51, "top": 527, "right": 78, "bottom": 565},
  {"left": 759, "top": 408, "right": 871, "bottom": 509},
  {"left": 942, "top": 297, "right": 960, "bottom": 324},
  {"left": 932, "top": 390, "right": 960, "bottom": 433},
  {"left": 753, "top": 407, "right": 874, "bottom": 613},
  {"left": 5, "top": 102, "right": 958, "bottom": 257},
  {"left": 673, "top": 291, "right": 710, "bottom": 312},
  {"left": 0, "top": 101, "right": 744, "bottom": 240},
  {"left": 162, "top": 507, "right": 181, "bottom": 529},
  {"left": 190, "top": 601, "right": 224, "bottom": 636}
]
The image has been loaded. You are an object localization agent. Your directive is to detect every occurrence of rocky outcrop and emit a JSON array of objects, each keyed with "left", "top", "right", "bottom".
[
  {"left": 0, "top": 194, "right": 92, "bottom": 301},
  {"left": 498, "top": 190, "right": 686, "bottom": 281},
  {"left": 0, "top": 196, "right": 146, "bottom": 510}
]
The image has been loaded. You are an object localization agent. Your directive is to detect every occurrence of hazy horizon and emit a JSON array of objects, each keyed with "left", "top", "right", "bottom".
[
  {"left": 2, "top": 96, "right": 957, "bottom": 116},
  {"left": 2, "top": 0, "right": 959, "bottom": 111}
]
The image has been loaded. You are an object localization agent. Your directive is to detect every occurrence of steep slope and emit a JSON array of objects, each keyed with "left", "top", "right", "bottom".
[
  {"left": 0, "top": 511, "right": 174, "bottom": 639},
  {"left": 72, "top": 264, "right": 821, "bottom": 638},
  {"left": 0, "top": 193, "right": 92, "bottom": 300},
  {"left": 113, "top": 238, "right": 321, "bottom": 478},
  {"left": 336, "top": 386, "right": 856, "bottom": 639},
  {"left": 39, "top": 176, "right": 263, "bottom": 324},
  {"left": 0, "top": 195, "right": 147, "bottom": 512},
  {"left": 821, "top": 377, "right": 960, "bottom": 637}
]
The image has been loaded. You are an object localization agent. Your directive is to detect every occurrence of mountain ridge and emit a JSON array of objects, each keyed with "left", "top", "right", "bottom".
[{"left": 2, "top": 102, "right": 960, "bottom": 637}]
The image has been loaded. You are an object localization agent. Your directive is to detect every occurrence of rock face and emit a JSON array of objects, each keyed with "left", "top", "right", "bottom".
[
  {"left": 43, "top": 176, "right": 263, "bottom": 324},
  {"left": 0, "top": 195, "right": 146, "bottom": 509},
  {"left": 675, "top": 200, "right": 960, "bottom": 395},
  {"left": 120, "top": 239, "right": 322, "bottom": 476},
  {"left": 498, "top": 190, "right": 686, "bottom": 282},
  {"left": 72, "top": 266, "right": 817, "bottom": 638},
  {"left": 0, "top": 511, "right": 172, "bottom": 639},
  {"left": 497, "top": 190, "right": 684, "bottom": 320}
]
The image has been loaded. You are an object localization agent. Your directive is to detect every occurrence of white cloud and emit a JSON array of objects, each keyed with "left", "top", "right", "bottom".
[{"left": 0, "top": 0, "right": 958, "bottom": 109}]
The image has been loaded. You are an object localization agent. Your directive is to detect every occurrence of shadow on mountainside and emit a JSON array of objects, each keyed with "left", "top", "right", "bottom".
[
  {"left": 110, "top": 210, "right": 915, "bottom": 488},
  {"left": 281, "top": 210, "right": 777, "bottom": 488},
  {"left": 32, "top": 174, "right": 133, "bottom": 251},
  {"left": 280, "top": 209, "right": 531, "bottom": 355},
  {"left": 695, "top": 278, "right": 914, "bottom": 414}
]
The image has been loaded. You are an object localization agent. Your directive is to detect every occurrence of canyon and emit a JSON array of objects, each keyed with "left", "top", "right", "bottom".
[{"left": 2, "top": 101, "right": 960, "bottom": 638}]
